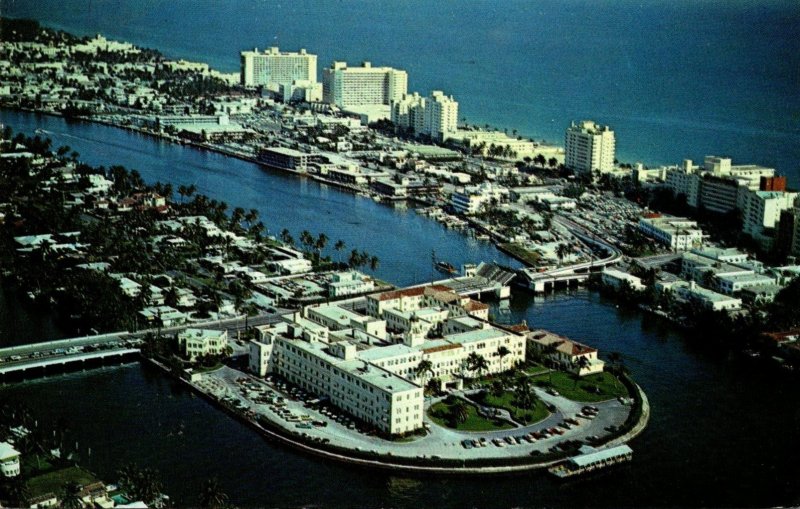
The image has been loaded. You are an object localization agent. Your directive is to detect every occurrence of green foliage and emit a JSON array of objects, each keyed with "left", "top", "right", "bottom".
[{"left": 116, "top": 464, "right": 164, "bottom": 506}]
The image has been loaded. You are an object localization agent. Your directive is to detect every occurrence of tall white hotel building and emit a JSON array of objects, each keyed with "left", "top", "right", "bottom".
[
  {"left": 322, "top": 61, "right": 407, "bottom": 108},
  {"left": 240, "top": 47, "right": 317, "bottom": 91},
  {"left": 564, "top": 120, "right": 616, "bottom": 174}
]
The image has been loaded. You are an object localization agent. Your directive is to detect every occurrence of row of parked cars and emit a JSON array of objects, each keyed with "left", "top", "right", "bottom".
[{"left": 461, "top": 406, "right": 602, "bottom": 449}]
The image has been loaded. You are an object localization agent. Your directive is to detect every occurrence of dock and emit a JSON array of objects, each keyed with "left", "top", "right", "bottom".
[{"left": 548, "top": 444, "right": 633, "bottom": 478}]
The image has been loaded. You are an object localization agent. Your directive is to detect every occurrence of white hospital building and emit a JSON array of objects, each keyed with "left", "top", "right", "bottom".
[{"left": 249, "top": 284, "right": 526, "bottom": 435}]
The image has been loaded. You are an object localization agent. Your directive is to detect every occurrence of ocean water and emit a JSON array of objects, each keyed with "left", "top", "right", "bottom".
[{"left": 4, "top": 0, "right": 800, "bottom": 183}]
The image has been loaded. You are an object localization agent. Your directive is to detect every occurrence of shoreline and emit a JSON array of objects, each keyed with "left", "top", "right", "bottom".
[
  {"left": 8, "top": 106, "right": 546, "bottom": 269},
  {"left": 142, "top": 357, "right": 649, "bottom": 475}
]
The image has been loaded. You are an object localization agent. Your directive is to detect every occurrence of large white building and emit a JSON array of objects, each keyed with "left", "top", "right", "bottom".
[
  {"left": 664, "top": 156, "right": 777, "bottom": 211},
  {"left": 390, "top": 92, "right": 426, "bottom": 133},
  {"left": 248, "top": 284, "right": 526, "bottom": 434},
  {"left": 564, "top": 120, "right": 616, "bottom": 174},
  {"left": 450, "top": 183, "right": 509, "bottom": 215},
  {"left": 178, "top": 328, "right": 228, "bottom": 361},
  {"left": 638, "top": 215, "right": 705, "bottom": 251},
  {"left": 422, "top": 91, "right": 458, "bottom": 142},
  {"left": 240, "top": 47, "right": 317, "bottom": 91},
  {"left": 322, "top": 61, "right": 407, "bottom": 108},
  {"left": 739, "top": 189, "right": 798, "bottom": 241},
  {"left": 390, "top": 90, "right": 458, "bottom": 142}
]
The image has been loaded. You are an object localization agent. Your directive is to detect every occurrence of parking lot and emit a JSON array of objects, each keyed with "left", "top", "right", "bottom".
[{"left": 196, "top": 366, "right": 632, "bottom": 461}]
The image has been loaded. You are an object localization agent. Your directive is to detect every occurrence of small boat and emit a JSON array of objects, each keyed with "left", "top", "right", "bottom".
[{"left": 435, "top": 260, "right": 458, "bottom": 274}]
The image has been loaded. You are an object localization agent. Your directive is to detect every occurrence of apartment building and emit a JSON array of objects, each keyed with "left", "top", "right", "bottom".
[
  {"left": 240, "top": 47, "right": 317, "bottom": 90},
  {"left": 638, "top": 215, "right": 705, "bottom": 251},
  {"left": 564, "top": 120, "right": 615, "bottom": 174},
  {"left": 322, "top": 61, "right": 407, "bottom": 108}
]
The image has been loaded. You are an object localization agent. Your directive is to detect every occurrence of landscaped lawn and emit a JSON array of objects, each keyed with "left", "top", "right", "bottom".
[
  {"left": 27, "top": 466, "right": 99, "bottom": 498},
  {"left": 499, "top": 243, "right": 541, "bottom": 266},
  {"left": 521, "top": 362, "right": 549, "bottom": 376},
  {"left": 428, "top": 401, "right": 513, "bottom": 432},
  {"left": 532, "top": 370, "right": 629, "bottom": 402},
  {"left": 193, "top": 361, "right": 224, "bottom": 374},
  {"left": 473, "top": 390, "right": 550, "bottom": 425}
]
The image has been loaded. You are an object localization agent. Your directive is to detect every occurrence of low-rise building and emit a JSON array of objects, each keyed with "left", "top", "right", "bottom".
[
  {"left": 0, "top": 442, "right": 20, "bottom": 477},
  {"left": 450, "top": 183, "right": 509, "bottom": 215},
  {"left": 178, "top": 328, "right": 229, "bottom": 361},
  {"left": 526, "top": 330, "right": 605, "bottom": 376},
  {"left": 258, "top": 147, "right": 319, "bottom": 173},
  {"left": 328, "top": 271, "right": 375, "bottom": 298},
  {"left": 638, "top": 215, "right": 705, "bottom": 251},
  {"left": 601, "top": 268, "right": 645, "bottom": 292},
  {"left": 668, "top": 281, "right": 743, "bottom": 311}
]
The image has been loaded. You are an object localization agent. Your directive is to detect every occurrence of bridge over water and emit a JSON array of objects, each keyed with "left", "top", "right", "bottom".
[
  {"left": 0, "top": 312, "right": 283, "bottom": 383},
  {"left": 517, "top": 215, "right": 624, "bottom": 293}
]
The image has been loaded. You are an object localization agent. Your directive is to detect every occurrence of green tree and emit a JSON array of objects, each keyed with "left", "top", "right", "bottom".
[
  {"left": 497, "top": 345, "right": 511, "bottom": 371},
  {"left": 514, "top": 376, "right": 535, "bottom": 410},
  {"left": 198, "top": 478, "right": 229, "bottom": 509},
  {"left": 451, "top": 399, "right": 469, "bottom": 425},
  {"left": 61, "top": 481, "right": 84, "bottom": 509},
  {"left": 415, "top": 359, "right": 434, "bottom": 385}
]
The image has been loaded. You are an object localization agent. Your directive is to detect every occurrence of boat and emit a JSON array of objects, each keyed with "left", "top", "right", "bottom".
[
  {"left": 435, "top": 260, "right": 458, "bottom": 274},
  {"left": 548, "top": 444, "right": 633, "bottom": 478},
  {"left": 431, "top": 250, "right": 458, "bottom": 275}
]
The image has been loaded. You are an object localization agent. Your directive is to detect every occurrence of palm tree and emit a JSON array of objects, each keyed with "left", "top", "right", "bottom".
[
  {"left": 608, "top": 351, "right": 622, "bottom": 374},
  {"left": 574, "top": 355, "right": 591, "bottom": 375},
  {"left": 369, "top": 255, "right": 380, "bottom": 272},
  {"left": 245, "top": 208, "right": 259, "bottom": 228},
  {"left": 450, "top": 399, "right": 469, "bottom": 425},
  {"left": 514, "top": 377, "right": 535, "bottom": 410},
  {"left": 555, "top": 243, "right": 570, "bottom": 266},
  {"left": 542, "top": 343, "right": 559, "bottom": 384},
  {"left": 198, "top": 477, "right": 229, "bottom": 509},
  {"left": 61, "top": 481, "right": 85, "bottom": 509},
  {"left": 572, "top": 356, "right": 591, "bottom": 387},
  {"left": 315, "top": 232, "right": 329, "bottom": 260},
  {"left": 4, "top": 477, "right": 30, "bottom": 507},
  {"left": 466, "top": 352, "right": 489, "bottom": 379},
  {"left": 279, "top": 228, "right": 294, "bottom": 246},
  {"left": 334, "top": 239, "right": 346, "bottom": 265},
  {"left": 116, "top": 464, "right": 163, "bottom": 505},
  {"left": 299, "top": 230, "right": 314, "bottom": 253},
  {"left": 415, "top": 359, "right": 434, "bottom": 385},
  {"left": 497, "top": 346, "right": 511, "bottom": 371}
]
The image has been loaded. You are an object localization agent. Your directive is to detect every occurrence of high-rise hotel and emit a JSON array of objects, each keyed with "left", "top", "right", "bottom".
[
  {"left": 564, "top": 120, "right": 616, "bottom": 174},
  {"left": 322, "top": 61, "right": 407, "bottom": 108},
  {"left": 240, "top": 47, "right": 317, "bottom": 91}
]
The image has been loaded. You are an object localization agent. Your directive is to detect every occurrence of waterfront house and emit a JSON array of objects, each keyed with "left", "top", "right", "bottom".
[
  {"left": 178, "top": 328, "right": 229, "bottom": 361},
  {"left": 526, "top": 329, "right": 605, "bottom": 376},
  {"left": 601, "top": 268, "right": 646, "bottom": 292}
]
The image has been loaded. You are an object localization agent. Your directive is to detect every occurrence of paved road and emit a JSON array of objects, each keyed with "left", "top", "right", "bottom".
[{"left": 0, "top": 310, "right": 290, "bottom": 365}]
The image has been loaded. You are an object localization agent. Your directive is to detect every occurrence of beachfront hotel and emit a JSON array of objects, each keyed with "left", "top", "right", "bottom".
[
  {"left": 240, "top": 47, "right": 318, "bottom": 91},
  {"left": 248, "top": 284, "right": 526, "bottom": 434},
  {"left": 564, "top": 120, "right": 616, "bottom": 174},
  {"left": 390, "top": 90, "right": 458, "bottom": 142},
  {"left": 322, "top": 61, "right": 408, "bottom": 108}
]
